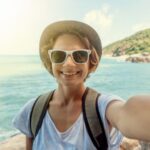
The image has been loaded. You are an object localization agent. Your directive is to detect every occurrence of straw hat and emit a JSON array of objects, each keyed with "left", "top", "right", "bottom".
[{"left": 39, "top": 20, "right": 102, "bottom": 57}]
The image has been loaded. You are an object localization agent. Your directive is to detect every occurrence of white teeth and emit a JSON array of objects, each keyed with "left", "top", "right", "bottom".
[
  {"left": 62, "top": 72, "right": 79, "bottom": 75},
  {"left": 63, "top": 72, "right": 77, "bottom": 75}
]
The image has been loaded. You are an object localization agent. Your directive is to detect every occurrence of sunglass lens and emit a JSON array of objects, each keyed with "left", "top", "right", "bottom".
[
  {"left": 51, "top": 51, "right": 66, "bottom": 63},
  {"left": 73, "top": 51, "right": 88, "bottom": 63}
]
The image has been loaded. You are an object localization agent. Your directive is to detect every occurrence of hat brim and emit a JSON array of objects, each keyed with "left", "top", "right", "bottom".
[{"left": 39, "top": 20, "right": 102, "bottom": 57}]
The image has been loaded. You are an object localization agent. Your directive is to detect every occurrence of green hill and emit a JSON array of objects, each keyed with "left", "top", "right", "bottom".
[{"left": 103, "top": 28, "right": 150, "bottom": 56}]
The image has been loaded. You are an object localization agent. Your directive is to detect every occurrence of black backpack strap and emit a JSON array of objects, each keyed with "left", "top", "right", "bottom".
[
  {"left": 30, "top": 90, "right": 55, "bottom": 138},
  {"left": 82, "top": 87, "right": 108, "bottom": 150}
]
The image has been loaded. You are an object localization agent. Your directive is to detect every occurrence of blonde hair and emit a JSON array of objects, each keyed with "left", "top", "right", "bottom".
[{"left": 39, "top": 30, "right": 100, "bottom": 77}]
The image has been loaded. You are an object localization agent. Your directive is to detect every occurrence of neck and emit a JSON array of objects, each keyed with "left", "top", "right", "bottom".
[{"left": 54, "top": 84, "right": 86, "bottom": 105}]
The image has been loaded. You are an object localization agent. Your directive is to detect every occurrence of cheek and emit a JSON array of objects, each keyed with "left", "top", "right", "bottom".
[{"left": 51, "top": 64, "right": 60, "bottom": 76}]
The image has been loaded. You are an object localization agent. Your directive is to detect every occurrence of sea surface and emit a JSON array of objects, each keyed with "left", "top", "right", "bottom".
[{"left": 0, "top": 55, "right": 150, "bottom": 141}]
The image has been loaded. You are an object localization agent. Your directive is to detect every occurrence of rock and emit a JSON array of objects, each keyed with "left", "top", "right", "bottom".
[
  {"left": 140, "top": 141, "right": 150, "bottom": 150},
  {"left": 0, "top": 134, "right": 149, "bottom": 150},
  {"left": 142, "top": 52, "right": 150, "bottom": 56},
  {"left": 126, "top": 55, "right": 150, "bottom": 63},
  {"left": 0, "top": 134, "right": 25, "bottom": 150},
  {"left": 120, "top": 137, "right": 141, "bottom": 150}
]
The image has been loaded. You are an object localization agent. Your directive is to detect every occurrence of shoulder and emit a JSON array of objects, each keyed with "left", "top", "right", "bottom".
[
  {"left": 15, "top": 98, "right": 37, "bottom": 119},
  {"left": 12, "top": 98, "right": 37, "bottom": 137},
  {"left": 96, "top": 92, "right": 125, "bottom": 126},
  {"left": 97, "top": 92, "right": 125, "bottom": 122},
  {"left": 97, "top": 93, "right": 124, "bottom": 110}
]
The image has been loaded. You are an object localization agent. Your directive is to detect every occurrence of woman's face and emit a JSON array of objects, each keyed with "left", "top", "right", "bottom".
[{"left": 51, "top": 34, "right": 90, "bottom": 87}]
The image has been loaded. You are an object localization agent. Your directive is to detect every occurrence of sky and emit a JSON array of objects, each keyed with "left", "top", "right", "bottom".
[{"left": 0, "top": 0, "right": 150, "bottom": 55}]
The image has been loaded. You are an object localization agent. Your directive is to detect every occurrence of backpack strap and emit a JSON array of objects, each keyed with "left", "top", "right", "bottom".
[
  {"left": 30, "top": 88, "right": 108, "bottom": 149},
  {"left": 30, "top": 90, "right": 55, "bottom": 138},
  {"left": 82, "top": 87, "right": 108, "bottom": 150}
]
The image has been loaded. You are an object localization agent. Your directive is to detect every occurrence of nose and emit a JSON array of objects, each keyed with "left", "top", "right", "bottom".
[{"left": 63, "top": 55, "right": 76, "bottom": 67}]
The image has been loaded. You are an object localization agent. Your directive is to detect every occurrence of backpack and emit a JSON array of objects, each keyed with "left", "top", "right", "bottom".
[{"left": 29, "top": 87, "right": 108, "bottom": 150}]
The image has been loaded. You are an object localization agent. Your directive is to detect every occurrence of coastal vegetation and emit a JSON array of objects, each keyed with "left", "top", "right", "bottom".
[{"left": 103, "top": 28, "right": 150, "bottom": 56}]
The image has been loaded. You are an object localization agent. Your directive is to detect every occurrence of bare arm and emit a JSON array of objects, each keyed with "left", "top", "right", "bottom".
[
  {"left": 26, "top": 136, "right": 33, "bottom": 150},
  {"left": 106, "top": 95, "right": 150, "bottom": 141}
]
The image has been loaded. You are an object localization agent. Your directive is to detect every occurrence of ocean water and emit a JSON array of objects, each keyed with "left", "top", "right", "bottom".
[{"left": 0, "top": 55, "right": 150, "bottom": 141}]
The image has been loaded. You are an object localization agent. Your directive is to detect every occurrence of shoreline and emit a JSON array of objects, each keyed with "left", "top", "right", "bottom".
[
  {"left": 102, "top": 54, "right": 128, "bottom": 61},
  {"left": 102, "top": 54, "right": 150, "bottom": 63}
]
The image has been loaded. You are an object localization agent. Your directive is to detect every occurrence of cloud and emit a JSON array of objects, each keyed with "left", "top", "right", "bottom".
[
  {"left": 132, "top": 23, "right": 150, "bottom": 32},
  {"left": 83, "top": 4, "right": 113, "bottom": 32}
]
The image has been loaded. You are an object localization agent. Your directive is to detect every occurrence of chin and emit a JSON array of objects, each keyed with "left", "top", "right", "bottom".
[{"left": 59, "top": 80, "right": 84, "bottom": 87}]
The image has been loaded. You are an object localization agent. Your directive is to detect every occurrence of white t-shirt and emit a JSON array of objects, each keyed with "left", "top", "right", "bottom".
[{"left": 12, "top": 92, "right": 124, "bottom": 150}]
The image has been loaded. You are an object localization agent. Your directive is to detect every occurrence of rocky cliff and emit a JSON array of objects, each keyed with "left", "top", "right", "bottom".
[{"left": 103, "top": 28, "right": 150, "bottom": 63}]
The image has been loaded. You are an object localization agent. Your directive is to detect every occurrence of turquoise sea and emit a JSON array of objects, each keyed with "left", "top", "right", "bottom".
[{"left": 0, "top": 55, "right": 150, "bottom": 141}]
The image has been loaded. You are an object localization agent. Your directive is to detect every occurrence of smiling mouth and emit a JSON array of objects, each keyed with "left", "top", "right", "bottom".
[{"left": 61, "top": 71, "right": 81, "bottom": 76}]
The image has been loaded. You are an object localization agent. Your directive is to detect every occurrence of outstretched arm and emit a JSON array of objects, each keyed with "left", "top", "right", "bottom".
[{"left": 106, "top": 95, "right": 150, "bottom": 141}]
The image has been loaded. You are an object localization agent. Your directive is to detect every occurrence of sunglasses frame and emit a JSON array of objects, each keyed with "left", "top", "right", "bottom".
[{"left": 48, "top": 49, "right": 91, "bottom": 64}]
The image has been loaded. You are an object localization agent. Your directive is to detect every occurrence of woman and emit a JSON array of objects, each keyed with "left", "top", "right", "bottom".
[{"left": 13, "top": 20, "right": 150, "bottom": 150}]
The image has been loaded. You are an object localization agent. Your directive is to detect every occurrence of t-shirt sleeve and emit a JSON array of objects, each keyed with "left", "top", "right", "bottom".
[
  {"left": 97, "top": 93, "right": 125, "bottom": 148},
  {"left": 12, "top": 98, "right": 37, "bottom": 137}
]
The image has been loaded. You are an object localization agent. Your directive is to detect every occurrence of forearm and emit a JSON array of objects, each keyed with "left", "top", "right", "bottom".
[{"left": 119, "top": 95, "right": 150, "bottom": 141}]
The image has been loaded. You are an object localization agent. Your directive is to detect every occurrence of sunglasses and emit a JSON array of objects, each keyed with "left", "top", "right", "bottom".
[{"left": 48, "top": 49, "right": 91, "bottom": 64}]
